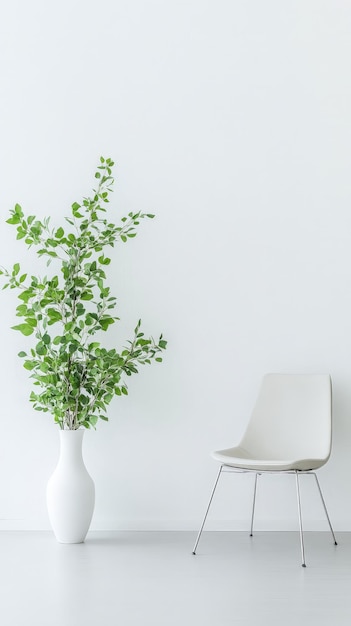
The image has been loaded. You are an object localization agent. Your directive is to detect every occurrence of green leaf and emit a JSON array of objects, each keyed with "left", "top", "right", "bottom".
[
  {"left": 18, "top": 351, "right": 27, "bottom": 358},
  {"left": 89, "top": 415, "right": 99, "bottom": 427},
  {"left": 18, "top": 290, "right": 33, "bottom": 303},
  {"left": 98, "top": 255, "right": 111, "bottom": 265},
  {"left": 100, "top": 317, "right": 115, "bottom": 331},
  {"left": 6, "top": 215, "right": 20, "bottom": 225},
  {"left": 55, "top": 227, "right": 64, "bottom": 239},
  {"left": 81, "top": 291, "right": 93, "bottom": 301},
  {"left": 36, "top": 343, "right": 47, "bottom": 356},
  {"left": 11, "top": 324, "right": 35, "bottom": 336},
  {"left": 25, "top": 318, "right": 37, "bottom": 327},
  {"left": 47, "top": 308, "right": 62, "bottom": 322},
  {"left": 46, "top": 238, "right": 58, "bottom": 248},
  {"left": 88, "top": 342, "right": 100, "bottom": 351},
  {"left": 13, "top": 263, "right": 20, "bottom": 276},
  {"left": 24, "top": 360, "right": 36, "bottom": 371},
  {"left": 16, "top": 304, "right": 28, "bottom": 316}
]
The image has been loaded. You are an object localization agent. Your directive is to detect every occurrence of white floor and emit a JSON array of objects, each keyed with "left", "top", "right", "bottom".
[{"left": 1, "top": 531, "right": 350, "bottom": 626}]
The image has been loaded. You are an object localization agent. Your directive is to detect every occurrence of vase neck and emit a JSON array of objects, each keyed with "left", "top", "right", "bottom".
[{"left": 58, "top": 429, "right": 85, "bottom": 465}]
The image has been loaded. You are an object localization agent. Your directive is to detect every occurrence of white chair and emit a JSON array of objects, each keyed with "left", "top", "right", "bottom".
[{"left": 192, "top": 374, "right": 337, "bottom": 566}]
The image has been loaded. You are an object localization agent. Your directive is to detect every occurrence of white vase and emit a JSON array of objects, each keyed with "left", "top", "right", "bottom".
[{"left": 47, "top": 429, "right": 95, "bottom": 543}]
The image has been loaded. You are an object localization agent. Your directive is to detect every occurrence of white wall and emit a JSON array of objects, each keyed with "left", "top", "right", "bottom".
[{"left": 0, "top": 0, "right": 351, "bottom": 531}]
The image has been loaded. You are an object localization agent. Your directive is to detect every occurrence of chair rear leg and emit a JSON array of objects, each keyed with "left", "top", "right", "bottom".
[
  {"left": 295, "top": 471, "right": 307, "bottom": 567},
  {"left": 192, "top": 465, "right": 223, "bottom": 555},
  {"left": 250, "top": 473, "right": 259, "bottom": 537},
  {"left": 313, "top": 473, "right": 337, "bottom": 545}
]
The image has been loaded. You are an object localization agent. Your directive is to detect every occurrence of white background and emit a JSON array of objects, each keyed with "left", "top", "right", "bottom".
[{"left": 0, "top": 0, "right": 350, "bottom": 531}]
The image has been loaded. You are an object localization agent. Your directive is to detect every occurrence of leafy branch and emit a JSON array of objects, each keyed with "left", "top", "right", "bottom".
[{"left": 0, "top": 157, "right": 166, "bottom": 429}]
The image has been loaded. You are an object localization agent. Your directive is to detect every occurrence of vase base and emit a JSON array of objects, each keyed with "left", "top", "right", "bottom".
[{"left": 55, "top": 536, "right": 87, "bottom": 544}]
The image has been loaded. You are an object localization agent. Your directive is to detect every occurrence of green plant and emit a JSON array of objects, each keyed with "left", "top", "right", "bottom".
[{"left": 0, "top": 157, "right": 166, "bottom": 430}]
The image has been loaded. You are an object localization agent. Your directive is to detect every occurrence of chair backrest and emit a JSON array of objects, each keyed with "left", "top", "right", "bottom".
[{"left": 240, "top": 374, "right": 332, "bottom": 463}]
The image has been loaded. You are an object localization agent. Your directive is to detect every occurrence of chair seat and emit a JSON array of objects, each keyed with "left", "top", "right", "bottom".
[{"left": 211, "top": 446, "right": 326, "bottom": 472}]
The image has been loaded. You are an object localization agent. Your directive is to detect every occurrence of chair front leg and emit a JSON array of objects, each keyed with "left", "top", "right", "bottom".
[
  {"left": 192, "top": 465, "right": 223, "bottom": 555},
  {"left": 295, "top": 471, "right": 306, "bottom": 567}
]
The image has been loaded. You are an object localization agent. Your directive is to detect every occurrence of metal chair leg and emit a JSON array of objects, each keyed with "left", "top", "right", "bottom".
[
  {"left": 295, "top": 471, "right": 306, "bottom": 567},
  {"left": 250, "top": 473, "right": 258, "bottom": 537},
  {"left": 192, "top": 465, "right": 223, "bottom": 555},
  {"left": 313, "top": 473, "right": 338, "bottom": 545}
]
